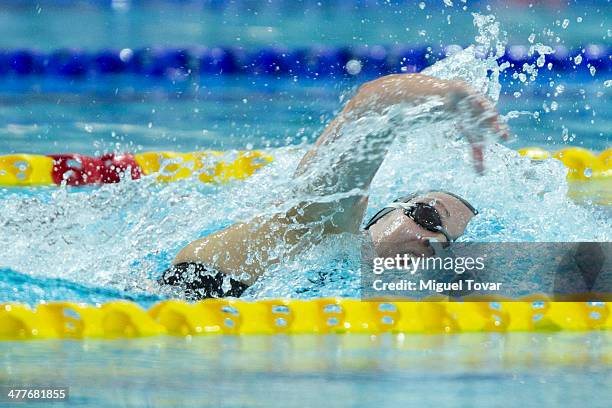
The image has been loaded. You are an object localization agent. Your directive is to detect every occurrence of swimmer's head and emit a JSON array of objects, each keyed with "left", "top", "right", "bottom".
[{"left": 364, "top": 191, "right": 477, "bottom": 258}]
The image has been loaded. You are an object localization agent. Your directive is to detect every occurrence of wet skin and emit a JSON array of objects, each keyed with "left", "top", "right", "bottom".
[{"left": 171, "top": 73, "right": 507, "bottom": 287}]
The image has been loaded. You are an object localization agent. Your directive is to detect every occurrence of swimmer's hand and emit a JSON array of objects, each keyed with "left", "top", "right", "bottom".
[
  {"left": 295, "top": 74, "right": 509, "bottom": 191},
  {"left": 337, "top": 74, "right": 508, "bottom": 173},
  {"left": 447, "top": 82, "right": 510, "bottom": 173}
]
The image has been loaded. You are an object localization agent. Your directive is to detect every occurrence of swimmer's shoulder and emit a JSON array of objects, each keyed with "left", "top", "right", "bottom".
[
  {"left": 172, "top": 237, "right": 210, "bottom": 265},
  {"left": 172, "top": 222, "right": 255, "bottom": 277}
]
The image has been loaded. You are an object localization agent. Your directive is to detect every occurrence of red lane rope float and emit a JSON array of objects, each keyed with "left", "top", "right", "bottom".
[
  {"left": 0, "top": 150, "right": 273, "bottom": 187},
  {"left": 48, "top": 153, "right": 141, "bottom": 186}
]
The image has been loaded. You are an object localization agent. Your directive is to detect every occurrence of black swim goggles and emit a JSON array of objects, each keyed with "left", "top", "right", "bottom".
[{"left": 363, "top": 191, "right": 478, "bottom": 243}]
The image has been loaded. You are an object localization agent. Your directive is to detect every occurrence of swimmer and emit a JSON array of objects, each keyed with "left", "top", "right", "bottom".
[{"left": 159, "top": 73, "right": 509, "bottom": 299}]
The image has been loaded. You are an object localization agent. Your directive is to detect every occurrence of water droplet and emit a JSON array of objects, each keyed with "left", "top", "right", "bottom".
[
  {"left": 221, "top": 276, "right": 233, "bottom": 293},
  {"left": 604, "top": 80, "right": 612, "bottom": 88},
  {"left": 561, "top": 19, "right": 570, "bottom": 29},
  {"left": 589, "top": 66, "right": 596, "bottom": 76},
  {"left": 345, "top": 59, "right": 362, "bottom": 75},
  {"left": 574, "top": 55, "right": 583, "bottom": 65},
  {"left": 555, "top": 84, "right": 565, "bottom": 94},
  {"left": 119, "top": 48, "right": 133, "bottom": 62},
  {"left": 583, "top": 168, "right": 592, "bottom": 178},
  {"left": 528, "top": 33, "right": 536, "bottom": 43},
  {"left": 418, "top": 2, "right": 426, "bottom": 9}
]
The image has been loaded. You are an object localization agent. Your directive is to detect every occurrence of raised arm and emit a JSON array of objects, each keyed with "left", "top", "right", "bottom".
[
  {"left": 290, "top": 73, "right": 507, "bottom": 234},
  {"left": 294, "top": 73, "right": 507, "bottom": 194},
  {"left": 169, "top": 73, "right": 507, "bottom": 288}
]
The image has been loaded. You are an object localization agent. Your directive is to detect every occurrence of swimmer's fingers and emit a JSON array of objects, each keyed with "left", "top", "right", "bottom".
[
  {"left": 457, "top": 123, "right": 485, "bottom": 174},
  {"left": 447, "top": 85, "right": 509, "bottom": 173},
  {"left": 448, "top": 87, "right": 509, "bottom": 142},
  {"left": 468, "top": 94, "right": 510, "bottom": 142},
  {"left": 471, "top": 144, "right": 485, "bottom": 174}
]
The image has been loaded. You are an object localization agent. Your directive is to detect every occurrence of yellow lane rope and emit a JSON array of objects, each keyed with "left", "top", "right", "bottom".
[
  {"left": 0, "top": 150, "right": 273, "bottom": 187},
  {"left": 518, "top": 147, "right": 611, "bottom": 180},
  {"left": 518, "top": 147, "right": 611, "bottom": 205},
  {"left": 1, "top": 298, "right": 609, "bottom": 340},
  {"left": 0, "top": 147, "right": 609, "bottom": 187}
]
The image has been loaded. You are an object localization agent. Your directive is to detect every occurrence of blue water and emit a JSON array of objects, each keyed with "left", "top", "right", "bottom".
[
  {"left": 0, "top": 1, "right": 609, "bottom": 49},
  {"left": 0, "top": 5, "right": 611, "bottom": 408},
  {"left": 3, "top": 333, "right": 611, "bottom": 408},
  {"left": 0, "top": 72, "right": 610, "bottom": 156},
  {"left": 1, "top": 49, "right": 611, "bottom": 305}
]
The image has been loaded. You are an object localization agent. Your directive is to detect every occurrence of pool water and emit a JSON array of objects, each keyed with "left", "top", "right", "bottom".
[
  {"left": 0, "top": 4, "right": 610, "bottom": 408},
  {"left": 0, "top": 10, "right": 611, "bottom": 305},
  {"left": 0, "top": 1, "right": 608, "bottom": 49},
  {"left": 0, "top": 1, "right": 610, "bottom": 157},
  {"left": 2, "top": 332, "right": 611, "bottom": 408},
  {"left": 0, "top": 72, "right": 610, "bottom": 156}
]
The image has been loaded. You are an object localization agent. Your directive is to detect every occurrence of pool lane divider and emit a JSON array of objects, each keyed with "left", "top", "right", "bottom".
[
  {"left": 0, "top": 298, "right": 609, "bottom": 340},
  {"left": 0, "top": 147, "right": 609, "bottom": 188},
  {"left": 0, "top": 44, "right": 609, "bottom": 78},
  {"left": 0, "top": 150, "right": 273, "bottom": 186},
  {"left": 517, "top": 147, "right": 611, "bottom": 181}
]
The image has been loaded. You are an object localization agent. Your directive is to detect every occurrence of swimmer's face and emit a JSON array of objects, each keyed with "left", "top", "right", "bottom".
[{"left": 367, "top": 192, "right": 476, "bottom": 258}]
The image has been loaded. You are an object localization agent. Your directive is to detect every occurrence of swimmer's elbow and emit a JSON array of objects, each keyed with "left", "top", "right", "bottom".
[
  {"left": 353, "top": 74, "right": 407, "bottom": 101},
  {"left": 356, "top": 73, "right": 415, "bottom": 93},
  {"left": 348, "top": 73, "right": 443, "bottom": 115}
]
